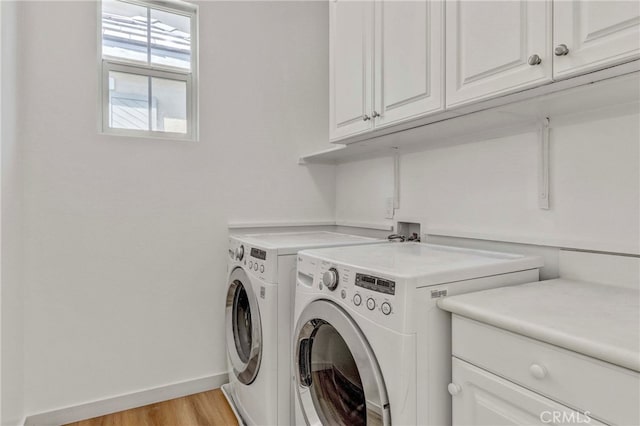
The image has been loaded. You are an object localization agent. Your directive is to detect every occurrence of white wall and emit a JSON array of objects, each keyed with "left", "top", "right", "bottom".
[
  {"left": 15, "top": 0, "right": 639, "bottom": 419},
  {"left": 335, "top": 156, "right": 394, "bottom": 229},
  {"left": 1, "top": 1, "right": 24, "bottom": 424},
  {"left": 337, "top": 108, "right": 640, "bottom": 256},
  {"left": 19, "top": 0, "right": 333, "bottom": 415}
]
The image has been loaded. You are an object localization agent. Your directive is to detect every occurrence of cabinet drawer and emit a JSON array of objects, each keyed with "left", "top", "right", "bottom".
[
  {"left": 452, "top": 357, "right": 604, "bottom": 426},
  {"left": 452, "top": 315, "right": 640, "bottom": 425}
]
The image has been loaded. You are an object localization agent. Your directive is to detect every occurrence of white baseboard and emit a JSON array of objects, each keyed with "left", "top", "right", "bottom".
[{"left": 24, "top": 373, "right": 228, "bottom": 426}]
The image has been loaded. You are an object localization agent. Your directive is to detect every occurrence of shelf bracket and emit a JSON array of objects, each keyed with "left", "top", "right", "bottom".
[
  {"left": 393, "top": 149, "right": 400, "bottom": 210},
  {"left": 538, "top": 117, "right": 550, "bottom": 210}
]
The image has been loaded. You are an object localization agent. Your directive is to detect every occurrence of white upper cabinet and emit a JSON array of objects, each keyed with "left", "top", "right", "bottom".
[
  {"left": 323, "top": 0, "right": 639, "bottom": 149},
  {"left": 373, "top": 0, "right": 444, "bottom": 127},
  {"left": 330, "top": 0, "right": 444, "bottom": 141},
  {"left": 329, "top": 1, "right": 374, "bottom": 140},
  {"left": 445, "top": 1, "right": 552, "bottom": 108},
  {"left": 553, "top": 0, "right": 640, "bottom": 79}
]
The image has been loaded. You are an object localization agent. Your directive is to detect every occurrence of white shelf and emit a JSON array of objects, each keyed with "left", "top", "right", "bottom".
[{"left": 300, "top": 62, "right": 640, "bottom": 165}]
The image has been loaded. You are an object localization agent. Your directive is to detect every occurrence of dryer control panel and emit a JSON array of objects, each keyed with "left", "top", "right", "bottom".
[
  {"left": 355, "top": 273, "right": 396, "bottom": 295},
  {"left": 297, "top": 252, "right": 408, "bottom": 332}
]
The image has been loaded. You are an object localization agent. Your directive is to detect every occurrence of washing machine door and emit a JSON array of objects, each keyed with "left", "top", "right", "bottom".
[
  {"left": 226, "top": 267, "right": 262, "bottom": 385},
  {"left": 294, "top": 300, "right": 391, "bottom": 426}
]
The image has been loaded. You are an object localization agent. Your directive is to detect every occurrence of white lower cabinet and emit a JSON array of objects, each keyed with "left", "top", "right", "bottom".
[
  {"left": 451, "top": 358, "right": 603, "bottom": 426},
  {"left": 449, "top": 315, "right": 640, "bottom": 426}
]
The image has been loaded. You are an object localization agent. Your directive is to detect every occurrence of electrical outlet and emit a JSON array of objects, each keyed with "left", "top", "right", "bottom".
[{"left": 385, "top": 197, "right": 395, "bottom": 219}]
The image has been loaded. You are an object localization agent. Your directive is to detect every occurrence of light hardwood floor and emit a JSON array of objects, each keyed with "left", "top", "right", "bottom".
[{"left": 64, "top": 389, "right": 238, "bottom": 426}]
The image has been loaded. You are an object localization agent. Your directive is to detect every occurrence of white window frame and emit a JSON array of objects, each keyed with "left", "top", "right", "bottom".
[{"left": 98, "top": 0, "right": 198, "bottom": 141}]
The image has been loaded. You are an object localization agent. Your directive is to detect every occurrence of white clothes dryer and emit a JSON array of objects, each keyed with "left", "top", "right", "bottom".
[
  {"left": 293, "top": 243, "right": 543, "bottom": 426},
  {"left": 222, "top": 231, "right": 384, "bottom": 426}
]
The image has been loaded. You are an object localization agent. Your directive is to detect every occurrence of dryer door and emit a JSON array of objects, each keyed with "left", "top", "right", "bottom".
[
  {"left": 226, "top": 267, "right": 262, "bottom": 385},
  {"left": 294, "top": 300, "right": 390, "bottom": 426}
]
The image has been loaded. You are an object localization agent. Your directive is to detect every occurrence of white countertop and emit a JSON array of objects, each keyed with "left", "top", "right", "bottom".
[{"left": 438, "top": 279, "right": 640, "bottom": 372}]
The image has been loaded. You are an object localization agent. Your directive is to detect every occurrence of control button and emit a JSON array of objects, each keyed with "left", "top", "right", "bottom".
[
  {"left": 353, "top": 294, "right": 362, "bottom": 306},
  {"left": 254, "top": 263, "right": 259, "bottom": 271},
  {"left": 260, "top": 265, "right": 265, "bottom": 273},
  {"left": 248, "top": 261, "right": 253, "bottom": 269},
  {"left": 341, "top": 289, "right": 346, "bottom": 299},
  {"left": 381, "top": 302, "right": 392, "bottom": 315},
  {"left": 366, "top": 298, "right": 376, "bottom": 310}
]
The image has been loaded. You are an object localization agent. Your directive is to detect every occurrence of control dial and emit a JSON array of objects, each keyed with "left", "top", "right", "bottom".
[
  {"left": 322, "top": 268, "right": 339, "bottom": 291},
  {"left": 235, "top": 245, "right": 245, "bottom": 261}
]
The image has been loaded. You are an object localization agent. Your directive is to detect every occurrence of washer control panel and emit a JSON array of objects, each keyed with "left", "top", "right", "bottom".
[
  {"left": 229, "top": 237, "right": 276, "bottom": 282},
  {"left": 246, "top": 246, "right": 268, "bottom": 278}
]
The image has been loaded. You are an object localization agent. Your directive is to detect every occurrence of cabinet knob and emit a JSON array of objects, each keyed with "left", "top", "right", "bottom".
[
  {"left": 554, "top": 44, "right": 570, "bottom": 56},
  {"left": 528, "top": 54, "right": 542, "bottom": 66},
  {"left": 372, "top": 111, "right": 381, "bottom": 118},
  {"left": 529, "top": 363, "right": 548, "bottom": 379},
  {"left": 447, "top": 383, "right": 462, "bottom": 396},
  {"left": 363, "top": 114, "right": 371, "bottom": 121}
]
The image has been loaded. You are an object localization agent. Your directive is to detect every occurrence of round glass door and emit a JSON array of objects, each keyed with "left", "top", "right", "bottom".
[
  {"left": 295, "top": 300, "right": 390, "bottom": 426},
  {"left": 226, "top": 267, "right": 262, "bottom": 385}
]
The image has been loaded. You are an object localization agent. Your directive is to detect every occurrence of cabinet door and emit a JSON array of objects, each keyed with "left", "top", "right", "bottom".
[
  {"left": 373, "top": 0, "right": 444, "bottom": 127},
  {"left": 329, "top": 1, "right": 374, "bottom": 141},
  {"left": 553, "top": 1, "right": 640, "bottom": 79},
  {"left": 451, "top": 358, "right": 604, "bottom": 426},
  {"left": 445, "top": 1, "right": 552, "bottom": 108}
]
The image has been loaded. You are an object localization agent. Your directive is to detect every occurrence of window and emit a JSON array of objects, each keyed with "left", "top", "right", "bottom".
[{"left": 100, "top": 0, "right": 197, "bottom": 140}]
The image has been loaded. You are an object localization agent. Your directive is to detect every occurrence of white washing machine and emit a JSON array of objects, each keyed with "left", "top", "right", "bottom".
[
  {"left": 293, "top": 242, "right": 543, "bottom": 426},
  {"left": 222, "top": 231, "right": 385, "bottom": 426}
]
